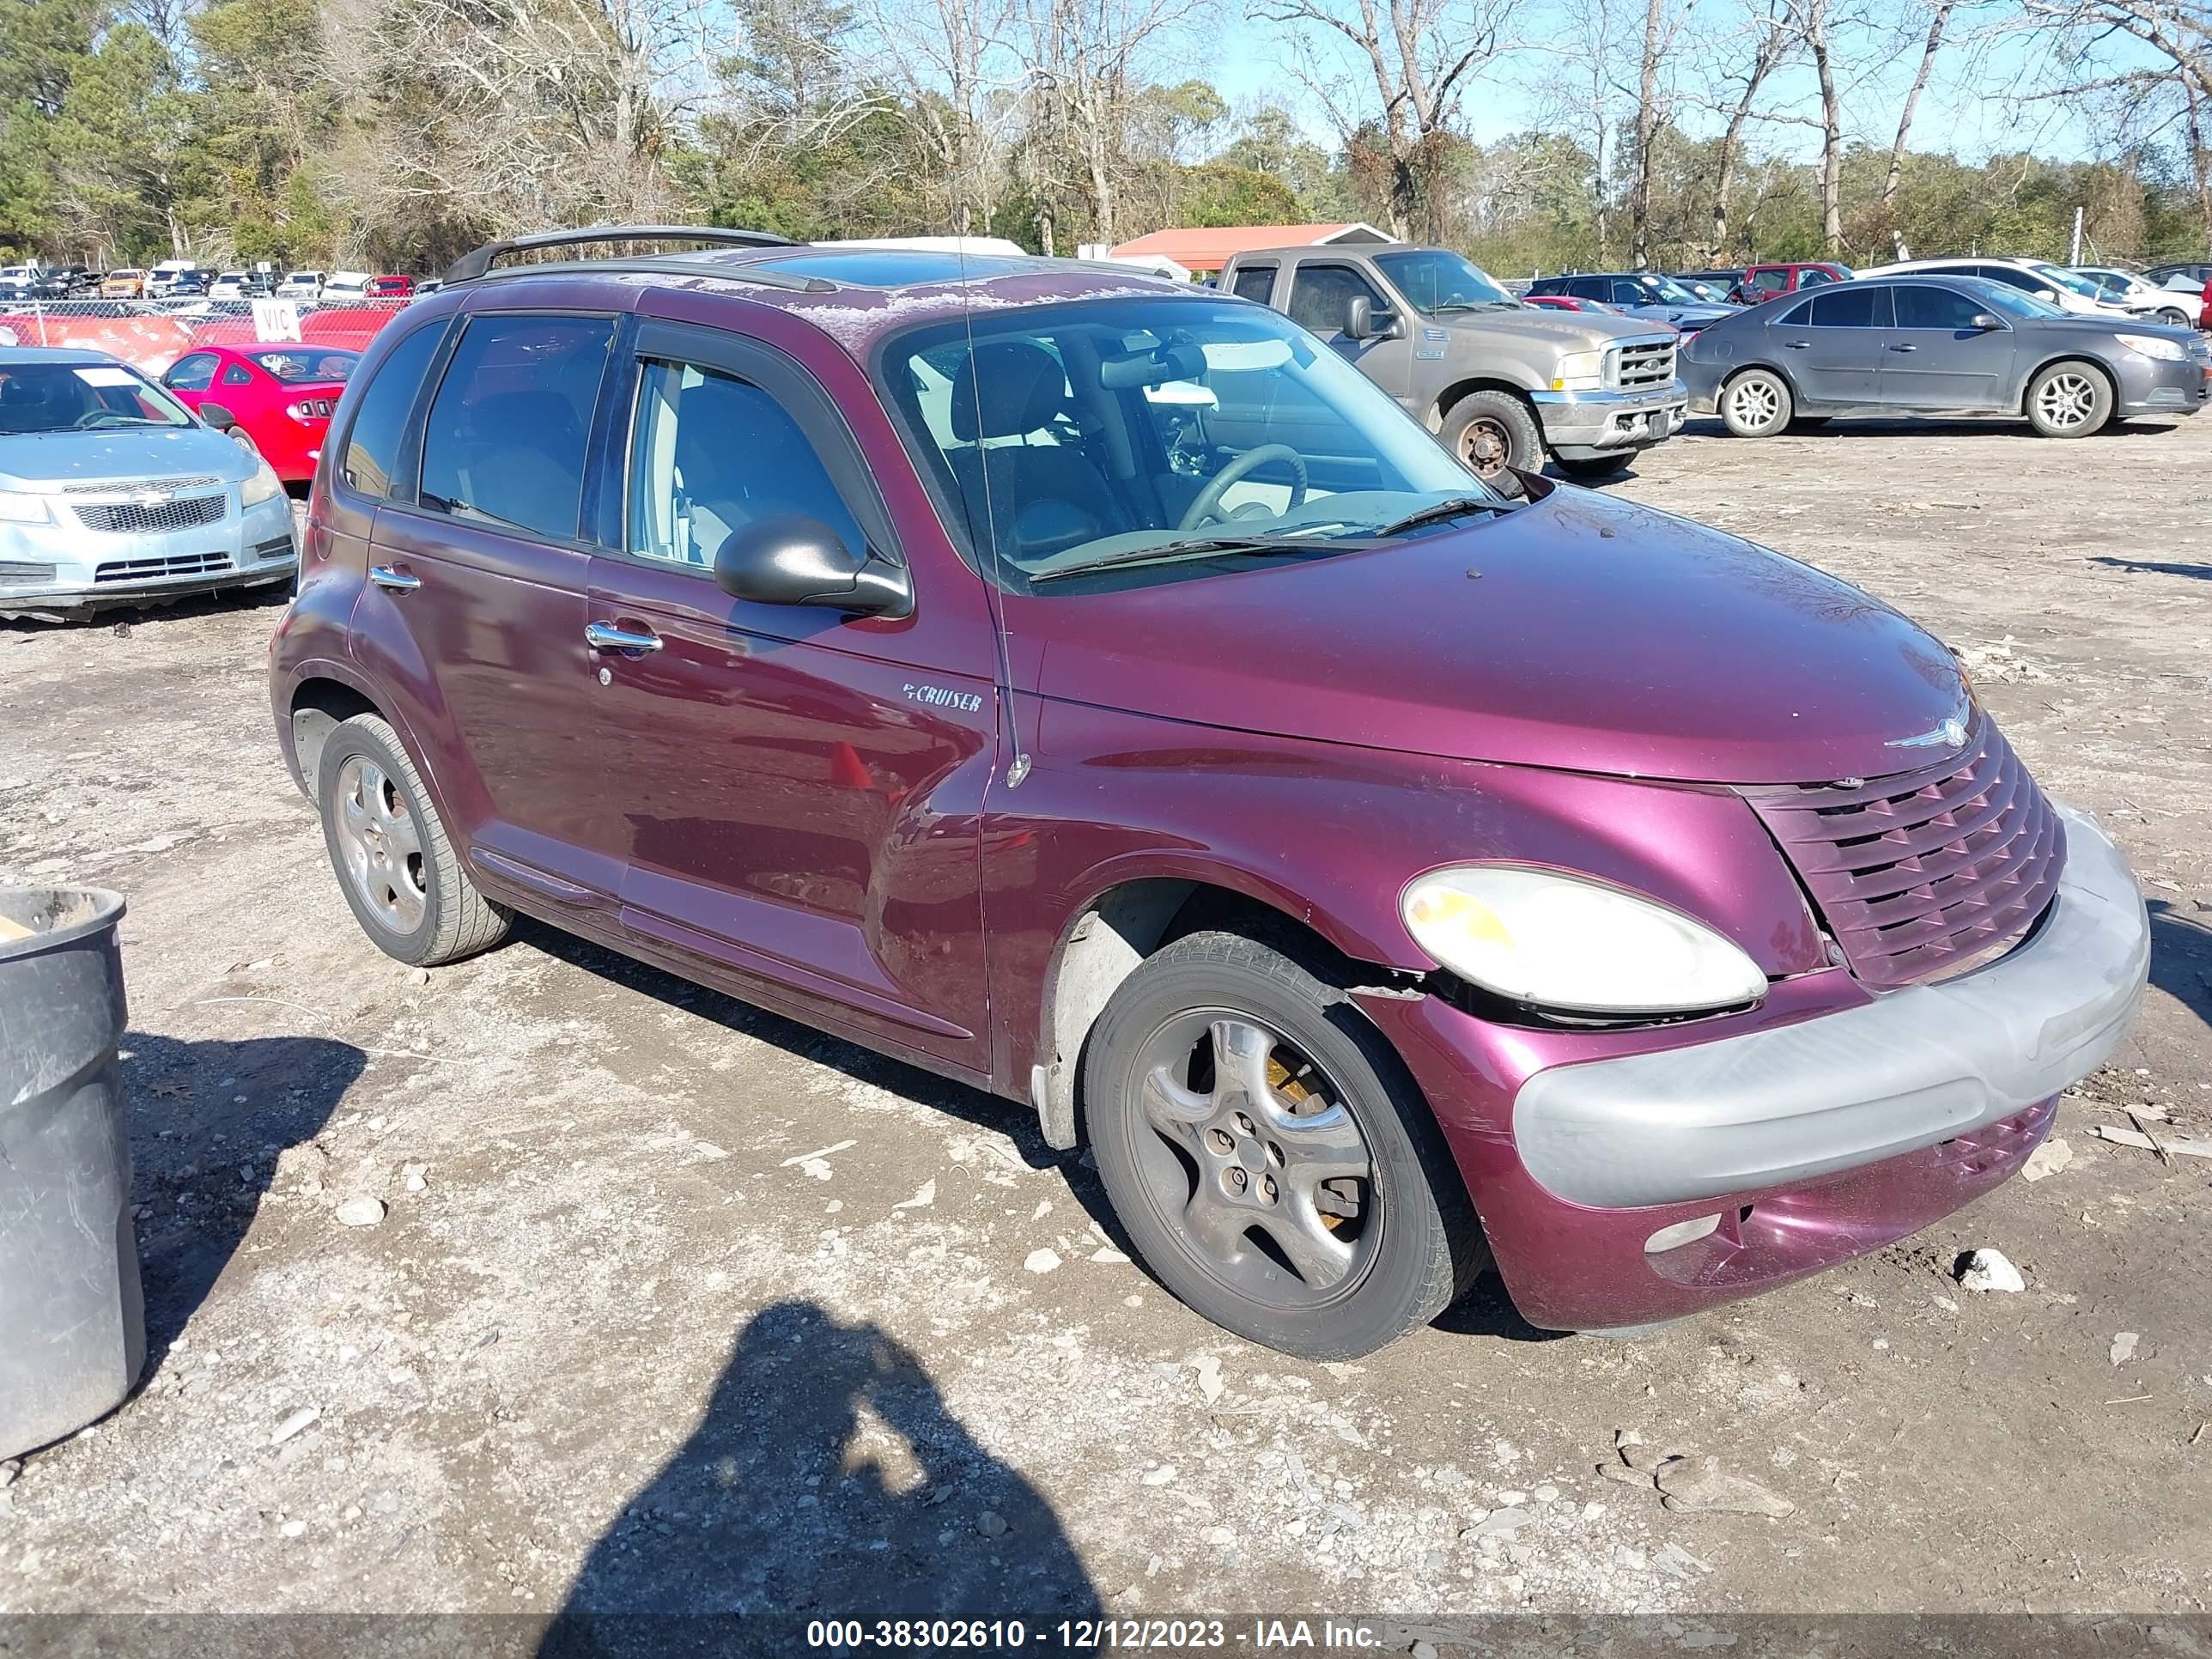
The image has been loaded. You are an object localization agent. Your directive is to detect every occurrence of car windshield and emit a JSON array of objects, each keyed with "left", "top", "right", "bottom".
[
  {"left": 1631, "top": 274, "right": 1699, "bottom": 304},
  {"left": 1372, "top": 249, "right": 1516, "bottom": 313},
  {"left": 877, "top": 296, "right": 1487, "bottom": 589},
  {"left": 244, "top": 347, "right": 358, "bottom": 383},
  {"left": 1961, "top": 278, "right": 2063, "bottom": 320},
  {"left": 2034, "top": 264, "right": 2104, "bottom": 300},
  {"left": 0, "top": 360, "right": 196, "bottom": 434}
]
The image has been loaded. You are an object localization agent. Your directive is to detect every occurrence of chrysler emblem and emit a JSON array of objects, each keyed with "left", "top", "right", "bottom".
[{"left": 1887, "top": 716, "right": 1967, "bottom": 751}]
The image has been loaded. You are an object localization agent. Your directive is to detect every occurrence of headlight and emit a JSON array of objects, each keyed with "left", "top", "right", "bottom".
[
  {"left": 241, "top": 458, "right": 284, "bottom": 506},
  {"left": 0, "top": 488, "right": 51, "bottom": 524},
  {"left": 1401, "top": 866, "right": 1766, "bottom": 1015},
  {"left": 2118, "top": 333, "right": 2188, "bottom": 362},
  {"left": 1551, "top": 350, "right": 1605, "bottom": 392}
]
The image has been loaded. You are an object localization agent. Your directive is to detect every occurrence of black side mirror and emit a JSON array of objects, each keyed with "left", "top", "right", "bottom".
[
  {"left": 713, "top": 514, "right": 911, "bottom": 617},
  {"left": 198, "top": 401, "right": 236, "bottom": 432},
  {"left": 1343, "top": 295, "right": 1400, "bottom": 341},
  {"left": 1969, "top": 313, "right": 2002, "bottom": 331}
]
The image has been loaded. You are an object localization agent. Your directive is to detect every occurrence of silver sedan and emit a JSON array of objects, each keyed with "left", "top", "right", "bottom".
[{"left": 0, "top": 347, "right": 299, "bottom": 617}]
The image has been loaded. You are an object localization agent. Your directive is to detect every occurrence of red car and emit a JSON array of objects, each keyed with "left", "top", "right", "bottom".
[
  {"left": 161, "top": 343, "right": 361, "bottom": 484},
  {"left": 1733, "top": 262, "right": 1852, "bottom": 304},
  {"left": 1521, "top": 294, "right": 1626, "bottom": 315},
  {"left": 366, "top": 275, "right": 416, "bottom": 299}
]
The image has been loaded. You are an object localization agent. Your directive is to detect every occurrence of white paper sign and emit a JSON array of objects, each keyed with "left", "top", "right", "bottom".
[
  {"left": 252, "top": 298, "right": 303, "bottom": 343},
  {"left": 74, "top": 366, "right": 139, "bottom": 386}
]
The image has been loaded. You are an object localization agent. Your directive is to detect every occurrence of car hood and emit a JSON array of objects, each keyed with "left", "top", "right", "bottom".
[
  {"left": 1018, "top": 481, "right": 1969, "bottom": 787},
  {"left": 0, "top": 426, "right": 254, "bottom": 489},
  {"left": 1466, "top": 306, "right": 1663, "bottom": 347},
  {"left": 1624, "top": 301, "right": 1732, "bottom": 326}
]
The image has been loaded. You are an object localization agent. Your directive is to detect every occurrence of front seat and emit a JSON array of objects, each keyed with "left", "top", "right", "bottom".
[{"left": 945, "top": 341, "right": 1122, "bottom": 564}]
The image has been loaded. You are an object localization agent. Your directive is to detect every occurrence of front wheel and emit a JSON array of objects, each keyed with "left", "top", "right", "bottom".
[
  {"left": 1440, "top": 390, "right": 1542, "bottom": 481},
  {"left": 1085, "top": 931, "right": 1480, "bottom": 1359},
  {"left": 2025, "top": 360, "right": 2114, "bottom": 437},
  {"left": 1720, "top": 368, "right": 1792, "bottom": 437}
]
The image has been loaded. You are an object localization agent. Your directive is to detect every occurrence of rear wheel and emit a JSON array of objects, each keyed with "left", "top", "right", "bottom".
[
  {"left": 2156, "top": 306, "right": 2193, "bottom": 329},
  {"left": 1441, "top": 390, "right": 1542, "bottom": 481},
  {"left": 1720, "top": 368, "right": 1791, "bottom": 437},
  {"left": 1085, "top": 931, "right": 1480, "bottom": 1358},
  {"left": 2025, "top": 360, "right": 2113, "bottom": 437},
  {"left": 317, "top": 713, "right": 509, "bottom": 966}
]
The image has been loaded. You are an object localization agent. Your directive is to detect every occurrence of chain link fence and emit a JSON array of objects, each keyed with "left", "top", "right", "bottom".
[{"left": 0, "top": 296, "right": 413, "bottom": 370}]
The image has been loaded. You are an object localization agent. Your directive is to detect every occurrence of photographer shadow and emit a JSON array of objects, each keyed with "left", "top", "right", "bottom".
[{"left": 540, "top": 1300, "right": 1101, "bottom": 1656}]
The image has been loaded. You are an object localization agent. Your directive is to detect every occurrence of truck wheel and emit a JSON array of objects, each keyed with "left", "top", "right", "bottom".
[
  {"left": 1553, "top": 454, "right": 1632, "bottom": 481},
  {"left": 1441, "top": 391, "right": 1541, "bottom": 480},
  {"left": 2025, "top": 361, "right": 2113, "bottom": 437},
  {"left": 1720, "top": 368, "right": 1792, "bottom": 437},
  {"left": 1084, "top": 931, "right": 1482, "bottom": 1359},
  {"left": 317, "top": 713, "right": 510, "bottom": 967}
]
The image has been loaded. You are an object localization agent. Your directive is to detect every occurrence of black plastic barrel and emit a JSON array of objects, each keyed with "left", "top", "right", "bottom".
[{"left": 0, "top": 886, "right": 142, "bottom": 1460}]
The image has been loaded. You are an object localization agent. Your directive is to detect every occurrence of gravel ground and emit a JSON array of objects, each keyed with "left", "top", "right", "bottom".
[{"left": 2, "top": 415, "right": 2209, "bottom": 1638}]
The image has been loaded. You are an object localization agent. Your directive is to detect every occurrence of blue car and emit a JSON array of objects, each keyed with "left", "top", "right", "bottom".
[{"left": 1524, "top": 271, "right": 1737, "bottom": 334}]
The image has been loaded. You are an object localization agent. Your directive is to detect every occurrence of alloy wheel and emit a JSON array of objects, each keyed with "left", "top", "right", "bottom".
[
  {"left": 1728, "top": 377, "right": 1780, "bottom": 430},
  {"left": 332, "top": 754, "right": 427, "bottom": 933},
  {"left": 2033, "top": 371, "right": 2098, "bottom": 431},
  {"left": 1128, "top": 1011, "right": 1379, "bottom": 1306}
]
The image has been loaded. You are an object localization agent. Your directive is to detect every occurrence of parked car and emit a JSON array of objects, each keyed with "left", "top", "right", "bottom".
[
  {"left": 1853, "top": 257, "right": 2127, "bottom": 320},
  {"left": 209, "top": 271, "right": 251, "bottom": 299},
  {"left": 0, "top": 347, "right": 296, "bottom": 616},
  {"left": 2142, "top": 261, "right": 2212, "bottom": 291},
  {"left": 146, "top": 260, "right": 201, "bottom": 299},
  {"left": 164, "top": 270, "right": 210, "bottom": 300},
  {"left": 2070, "top": 266, "right": 2197, "bottom": 329},
  {"left": 1522, "top": 271, "right": 1735, "bottom": 333},
  {"left": 100, "top": 269, "right": 148, "bottom": 299},
  {"left": 161, "top": 342, "right": 360, "bottom": 484},
  {"left": 269, "top": 227, "right": 2148, "bottom": 1357},
  {"left": 1522, "top": 294, "right": 1626, "bottom": 316},
  {"left": 1682, "top": 274, "right": 2208, "bottom": 438},
  {"left": 1732, "top": 262, "right": 1850, "bottom": 304},
  {"left": 276, "top": 270, "right": 325, "bottom": 300},
  {"left": 1219, "top": 243, "right": 1685, "bottom": 479},
  {"left": 321, "top": 271, "right": 374, "bottom": 302},
  {"left": 2202, "top": 276, "right": 2212, "bottom": 331},
  {"left": 0, "top": 267, "right": 38, "bottom": 300},
  {"left": 364, "top": 275, "right": 416, "bottom": 299}
]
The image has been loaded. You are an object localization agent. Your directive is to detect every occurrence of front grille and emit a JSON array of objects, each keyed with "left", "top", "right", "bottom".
[
  {"left": 93, "top": 551, "right": 233, "bottom": 583},
  {"left": 1613, "top": 336, "right": 1677, "bottom": 390},
  {"left": 59, "top": 475, "right": 221, "bottom": 495},
  {"left": 75, "top": 494, "right": 227, "bottom": 534},
  {"left": 1742, "top": 714, "right": 2063, "bottom": 990}
]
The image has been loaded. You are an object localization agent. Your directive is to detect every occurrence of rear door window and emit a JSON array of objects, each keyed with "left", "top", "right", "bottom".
[
  {"left": 417, "top": 313, "right": 616, "bottom": 541},
  {"left": 1797, "top": 267, "right": 1837, "bottom": 288},
  {"left": 1285, "top": 264, "right": 1386, "bottom": 334},
  {"left": 1893, "top": 285, "right": 1986, "bottom": 331},
  {"left": 1808, "top": 287, "right": 1891, "bottom": 327},
  {"left": 1230, "top": 264, "right": 1278, "bottom": 305},
  {"left": 340, "top": 324, "right": 446, "bottom": 500}
]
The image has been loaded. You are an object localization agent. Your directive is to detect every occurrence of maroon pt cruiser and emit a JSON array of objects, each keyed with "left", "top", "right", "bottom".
[{"left": 270, "top": 228, "right": 2149, "bottom": 1358}]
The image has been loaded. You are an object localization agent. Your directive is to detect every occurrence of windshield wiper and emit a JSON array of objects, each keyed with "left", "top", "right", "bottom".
[
  {"left": 1027, "top": 532, "right": 1357, "bottom": 585},
  {"left": 1366, "top": 495, "right": 1518, "bottom": 538}
]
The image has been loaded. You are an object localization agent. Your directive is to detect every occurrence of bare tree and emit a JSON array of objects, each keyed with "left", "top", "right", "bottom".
[
  {"left": 854, "top": 0, "right": 1023, "bottom": 234},
  {"left": 1012, "top": 0, "right": 1194, "bottom": 246},
  {"left": 1256, "top": 0, "right": 1516, "bottom": 241},
  {"left": 1881, "top": 0, "right": 1954, "bottom": 211},
  {"left": 1626, "top": 0, "right": 1685, "bottom": 264},
  {"left": 1787, "top": 0, "right": 1845, "bottom": 253}
]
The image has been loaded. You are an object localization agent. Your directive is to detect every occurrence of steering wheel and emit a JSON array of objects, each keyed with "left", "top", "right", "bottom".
[{"left": 1178, "top": 442, "right": 1307, "bottom": 530}]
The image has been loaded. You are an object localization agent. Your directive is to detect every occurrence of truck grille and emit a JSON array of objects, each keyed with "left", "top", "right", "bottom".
[
  {"left": 93, "top": 551, "right": 233, "bottom": 583},
  {"left": 1613, "top": 336, "right": 1677, "bottom": 391},
  {"left": 74, "top": 493, "right": 227, "bottom": 534},
  {"left": 1741, "top": 714, "right": 2063, "bottom": 990}
]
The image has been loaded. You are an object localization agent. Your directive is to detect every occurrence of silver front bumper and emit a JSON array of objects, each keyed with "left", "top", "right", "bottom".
[
  {"left": 0, "top": 489, "right": 295, "bottom": 611},
  {"left": 1530, "top": 380, "right": 1689, "bottom": 454},
  {"left": 1512, "top": 804, "right": 2148, "bottom": 1208}
]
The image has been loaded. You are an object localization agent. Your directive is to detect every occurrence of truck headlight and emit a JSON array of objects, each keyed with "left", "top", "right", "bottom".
[
  {"left": 0, "top": 487, "right": 51, "bottom": 524},
  {"left": 2118, "top": 333, "right": 2189, "bottom": 362},
  {"left": 1401, "top": 866, "right": 1766, "bottom": 1015},
  {"left": 241, "top": 458, "right": 284, "bottom": 506},
  {"left": 1551, "top": 350, "right": 1605, "bottom": 392}
]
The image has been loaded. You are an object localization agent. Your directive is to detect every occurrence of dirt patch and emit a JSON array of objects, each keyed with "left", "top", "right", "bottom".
[{"left": 1, "top": 415, "right": 2207, "bottom": 1624}]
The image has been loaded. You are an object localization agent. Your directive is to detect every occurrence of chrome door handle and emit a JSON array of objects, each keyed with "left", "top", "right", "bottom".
[
  {"left": 1783, "top": 340, "right": 1811, "bottom": 349},
  {"left": 1887, "top": 343, "right": 1918, "bottom": 353},
  {"left": 585, "top": 621, "right": 663, "bottom": 653},
  {"left": 368, "top": 565, "right": 420, "bottom": 592}
]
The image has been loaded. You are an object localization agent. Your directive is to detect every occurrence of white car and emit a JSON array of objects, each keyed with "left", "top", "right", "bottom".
[
  {"left": 208, "top": 271, "right": 251, "bottom": 299},
  {"left": 320, "top": 270, "right": 374, "bottom": 301},
  {"left": 146, "top": 260, "right": 201, "bottom": 298},
  {"left": 2071, "top": 266, "right": 2198, "bottom": 329},
  {"left": 1856, "top": 258, "right": 2130, "bottom": 319},
  {"left": 275, "top": 270, "right": 324, "bottom": 300}
]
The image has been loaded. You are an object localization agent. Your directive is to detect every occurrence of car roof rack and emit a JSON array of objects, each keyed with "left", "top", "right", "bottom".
[{"left": 442, "top": 225, "right": 831, "bottom": 292}]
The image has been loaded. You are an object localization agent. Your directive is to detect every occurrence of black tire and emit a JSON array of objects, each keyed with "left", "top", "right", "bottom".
[
  {"left": 1553, "top": 453, "right": 1633, "bottom": 481},
  {"left": 2024, "top": 359, "right": 2114, "bottom": 438},
  {"left": 316, "top": 712, "right": 509, "bottom": 967},
  {"left": 1719, "top": 368, "right": 1792, "bottom": 437},
  {"left": 2156, "top": 307, "right": 2193, "bottom": 330},
  {"left": 1084, "top": 931, "right": 1481, "bottom": 1359},
  {"left": 1440, "top": 390, "right": 1542, "bottom": 481}
]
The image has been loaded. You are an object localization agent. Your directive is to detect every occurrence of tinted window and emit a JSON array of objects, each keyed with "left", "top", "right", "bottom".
[
  {"left": 1893, "top": 285, "right": 1986, "bottom": 331},
  {"left": 1231, "top": 264, "right": 1277, "bottom": 304},
  {"left": 221, "top": 362, "right": 255, "bottom": 386},
  {"left": 1567, "top": 277, "right": 1609, "bottom": 301},
  {"left": 340, "top": 324, "right": 446, "bottom": 499},
  {"left": 1286, "top": 264, "right": 1386, "bottom": 333},
  {"left": 1808, "top": 287, "right": 1890, "bottom": 327},
  {"left": 626, "top": 361, "right": 863, "bottom": 570},
  {"left": 167, "top": 352, "right": 219, "bottom": 391},
  {"left": 245, "top": 348, "right": 358, "bottom": 384},
  {"left": 1975, "top": 265, "right": 2041, "bottom": 293},
  {"left": 418, "top": 314, "right": 614, "bottom": 539},
  {"left": 1777, "top": 300, "right": 1813, "bottom": 326}
]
